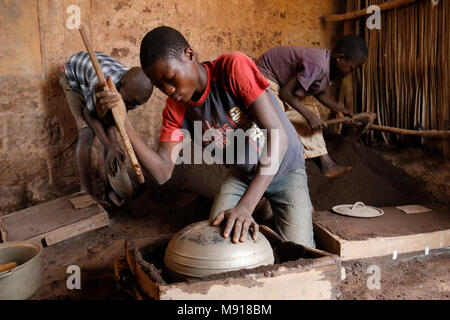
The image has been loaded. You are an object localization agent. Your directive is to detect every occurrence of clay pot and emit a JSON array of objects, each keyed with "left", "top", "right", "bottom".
[{"left": 164, "top": 220, "right": 274, "bottom": 281}]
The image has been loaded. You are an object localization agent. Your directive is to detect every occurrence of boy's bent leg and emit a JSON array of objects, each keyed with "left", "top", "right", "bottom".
[
  {"left": 284, "top": 96, "right": 328, "bottom": 160},
  {"left": 266, "top": 168, "right": 315, "bottom": 248},
  {"left": 266, "top": 78, "right": 331, "bottom": 160},
  {"left": 58, "top": 68, "right": 89, "bottom": 131},
  {"left": 59, "top": 67, "right": 92, "bottom": 191},
  {"left": 77, "top": 127, "right": 95, "bottom": 194},
  {"left": 285, "top": 96, "right": 351, "bottom": 178},
  {"left": 209, "top": 172, "right": 248, "bottom": 222}
]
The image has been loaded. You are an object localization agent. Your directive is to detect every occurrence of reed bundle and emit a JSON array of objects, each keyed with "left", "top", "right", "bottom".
[{"left": 336, "top": 0, "right": 449, "bottom": 155}]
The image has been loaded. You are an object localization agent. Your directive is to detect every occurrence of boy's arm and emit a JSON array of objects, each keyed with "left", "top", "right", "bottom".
[
  {"left": 279, "top": 76, "right": 328, "bottom": 130},
  {"left": 82, "top": 108, "right": 125, "bottom": 176},
  {"left": 123, "top": 120, "right": 178, "bottom": 185},
  {"left": 82, "top": 108, "right": 111, "bottom": 148},
  {"left": 95, "top": 85, "right": 178, "bottom": 184},
  {"left": 105, "top": 125, "right": 126, "bottom": 176},
  {"left": 212, "top": 90, "right": 288, "bottom": 243},
  {"left": 314, "top": 91, "right": 353, "bottom": 116}
]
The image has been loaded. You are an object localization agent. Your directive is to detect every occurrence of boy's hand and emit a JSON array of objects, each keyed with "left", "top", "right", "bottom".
[
  {"left": 93, "top": 81, "right": 107, "bottom": 94},
  {"left": 105, "top": 145, "right": 126, "bottom": 176},
  {"left": 212, "top": 205, "right": 259, "bottom": 243},
  {"left": 306, "top": 114, "right": 328, "bottom": 130},
  {"left": 337, "top": 108, "right": 356, "bottom": 125},
  {"left": 95, "top": 77, "right": 126, "bottom": 121}
]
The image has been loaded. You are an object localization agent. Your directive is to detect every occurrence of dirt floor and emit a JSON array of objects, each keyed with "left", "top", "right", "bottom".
[
  {"left": 26, "top": 132, "right": 450, "bottom": 300},
  {"left": 340, "top": 249, "right": 450, "bottom": 300}
]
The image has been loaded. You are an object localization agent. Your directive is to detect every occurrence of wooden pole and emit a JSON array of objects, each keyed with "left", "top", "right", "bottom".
[
  {"left": 324, "top": 113, "right": 450, "bottom": 138},
  {"left": 78, "top": 25, "right": 145, "bottom": 184},
  {"left": 369, "top": 125, "right": 450, "bottom": 138},
  {"left": 320, "top": 0, "right": 420, "bottom": 22}
]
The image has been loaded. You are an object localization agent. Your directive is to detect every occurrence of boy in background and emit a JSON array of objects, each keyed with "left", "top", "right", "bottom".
[
  {"left": 59, "top": 51, "right": 153, "bottom": 205},
  {"left": 256, "top": 35, "right": 368, "bottom": 178}
]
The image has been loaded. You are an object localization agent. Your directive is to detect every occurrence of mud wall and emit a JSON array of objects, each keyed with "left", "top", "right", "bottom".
[{"left": 0, "top": 0, "right": 343, "bottom": 212}]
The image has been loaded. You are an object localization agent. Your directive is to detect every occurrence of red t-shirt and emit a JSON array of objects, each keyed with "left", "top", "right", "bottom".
[{"left": 159, "top": 52, "right": 303, "bottom": 181}]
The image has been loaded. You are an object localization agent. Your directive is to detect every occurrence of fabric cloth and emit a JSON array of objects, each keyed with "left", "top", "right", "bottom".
[
  {"left": 159, "top": 51, "right": 304, "bottom": 182},
  {"left": 209, "top": 167, "right": 315, "bottom": 247},
  {"left": 63, "top": 51, "right": 129, "bottom": 112},
  {"left": 267, "top": 79, "right": 328, "bottom": 159},
  {"left": 256, "top": 46, "right": 331, "bottom": 97},
  {"left": 58, "top": 67, "right": 89, "bottom": 131}
]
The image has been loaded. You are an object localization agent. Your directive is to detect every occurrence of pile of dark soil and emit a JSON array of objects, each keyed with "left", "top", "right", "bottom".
[{"left": 306, "top": 132, "right": 438, "bottom": 211}]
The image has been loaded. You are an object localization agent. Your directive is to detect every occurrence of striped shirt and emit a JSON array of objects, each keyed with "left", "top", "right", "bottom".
[{"left": 64, "top": 51, "right": 129, "bottom": 112}]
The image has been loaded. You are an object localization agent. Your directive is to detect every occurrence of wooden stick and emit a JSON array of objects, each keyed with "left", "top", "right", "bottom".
[
  {"left": 320, "top": 0, "right": 420, "bottom": 22},
  {"left": 0, "top": 262, "right": 18, "bottom": 273},
  {"left": 328, "top": 120, "right": 450, "bottom": 138},
  {"left": 369, "top": 125, "right": 450, "bottom": 138},
  {"left": 325, "top": 112, "right": 376, "bottom": 126},
  {"left": 78, "top": 26, "right": 145, "bottom": 184},
  {"left": 325, "top": 112, "right": 450, "bottom": 138}
]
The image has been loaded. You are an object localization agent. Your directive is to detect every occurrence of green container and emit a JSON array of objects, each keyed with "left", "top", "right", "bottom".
[{"left": 0, "top": 241, "right": 42, "bottom": 300}]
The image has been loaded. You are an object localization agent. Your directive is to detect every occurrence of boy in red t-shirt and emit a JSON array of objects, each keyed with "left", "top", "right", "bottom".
[{"left": 96, "top": 26, "right": 314, "bottom": 248}]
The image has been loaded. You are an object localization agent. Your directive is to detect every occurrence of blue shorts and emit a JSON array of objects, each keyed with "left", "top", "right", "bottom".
[{"left": 209, "top": 168, "right": 315, "bottom": 248}]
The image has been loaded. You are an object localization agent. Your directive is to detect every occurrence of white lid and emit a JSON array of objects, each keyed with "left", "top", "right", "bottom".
[{"left": 332, "top": 202, "right": 384, "bottom": 218}]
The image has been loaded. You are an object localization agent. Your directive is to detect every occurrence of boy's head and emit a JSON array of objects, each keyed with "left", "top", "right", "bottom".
[
  {"left": 140, "top": 26, "right": 201, "bottom": 103},
  {"left": 117, "top": 67, "right": 154, "bottom": 110},
  {"left": 331, "top": 35, "right": 368, "bottom": 77}
]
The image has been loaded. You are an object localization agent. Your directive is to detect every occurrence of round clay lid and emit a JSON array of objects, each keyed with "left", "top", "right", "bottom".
[
  {"left": 332, "top": 202, "right": 384, "bottom": 218},
  {"left": 164, "top": 220, "right": 274, "bottom": 279}
]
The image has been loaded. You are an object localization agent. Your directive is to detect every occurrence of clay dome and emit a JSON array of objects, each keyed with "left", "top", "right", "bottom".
[{"left": 164, "top": 220, "right": 274, "bottom": 280}]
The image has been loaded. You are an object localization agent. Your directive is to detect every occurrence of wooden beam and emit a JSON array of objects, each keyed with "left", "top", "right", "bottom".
[
  {"left": 320, "top": 0, "right": 421, "bottom": 22},
  {"left": 370, "top": 124, "right": 450, "bottom": 138},
  {"left": 124, "top": 232, "right": 342, "bottom": 300},
  {"left": 314, "top": 206, "right": 450, "bottom": 261},
  {"left": 0, "top": 192, "right": 109, "bottom": 246},
  {"left": 35, "top": 212, "right": 109, "bottom": 246}
]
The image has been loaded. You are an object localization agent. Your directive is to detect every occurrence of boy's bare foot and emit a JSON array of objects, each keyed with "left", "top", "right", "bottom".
[
  {"left": 108, "top": 190, "right": 125, "bottom": 207},
  {"left": 319, "top": 154, "right": 352, "bottom": 178}
]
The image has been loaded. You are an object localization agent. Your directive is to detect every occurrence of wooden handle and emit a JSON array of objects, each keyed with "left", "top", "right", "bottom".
[
  {"left": 79, "top": 25, "right": 106, "bottom": 86},
  {"left": 320, "top": 0, "right": 419, "bottom": 22},
  {"left": 325, "top": 112, "right": 377, "bottom": 126},
  {"left": 370, "top": 125, "right": 450, "bottom": 138},
  {"left": 325, "top": 113, "right": 450, "bottom": 138},
  {"left": 107, "top": 77, "right": 145, "bottom": 183},
  {"left": 78, "top": 26, "right": 145, "bottom": 184},
  {"left": 0, "top": 262, "right": 18, "bottom": 273}
]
